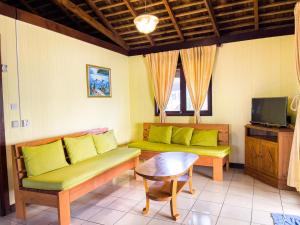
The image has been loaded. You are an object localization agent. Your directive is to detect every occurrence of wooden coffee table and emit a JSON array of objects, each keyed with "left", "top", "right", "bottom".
[{"left": 135, "top": 152, "right": 199, "bottom": 221}]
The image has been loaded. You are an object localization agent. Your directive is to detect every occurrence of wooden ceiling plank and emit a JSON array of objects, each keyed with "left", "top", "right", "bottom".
[
  {"left": 216, "top": 8, "right": 253, "bottom": 17},
  {"left": 19, "top": 0, "right": 39, "bottom": 14},
  {"left": 154, "top": 35, "right": 179, "bottom": 41},
  {"left": 220, "top": 22, "right": 254, "bottom": 31},
  {"left": 135, "top": 1, "right": 163, "bottom": 11},
  {"left": 260, "top": 0, "right": 296, "bottom": 10},
  {"left": 254, "top": 0, "right": 259, "bottom": 30},
  {"left": 151, "top": 29, "right": 177, "bottom": 36},
  {"left": 178, "top": 16, "right": 210, "bottom": 25},
  {"left": 105, "top": 9, "right": 130, "bottom": 17},
  {"left": 172, "top": 2, "right": 204, "bottom": 10},
  {"left": 175, "top": 8, "right": 207, "bottom": 18},
  {"left": 52, "top": 0, "right": 83, "bottom": 29},
  {"left": 122, "top": 0, "right": 155, "bottom": 46},
  {"left": 260, "top": 9, "right": 294, "bottom": 17},
  {"left": 260, "top": 16, "right": 294, "bottom": 24},
  {"left": 85, "top": 0, "right": 128, "bottom": 49},
  {"left": 110, "top": 16, "right": 134, "bottom": 23},
  {"left": 98, "top": 2, "right": 125, "bottom": 11},
  {"left": 162, "top": 0, "right": 184, "bottom": 41},
  {"left": 184, "top": 29, "right": 215, "bottom": 36},
  {"left": 128, "top": 39, "right": 150, "bottom": 45},
  {"left": 218, "top": 15, "right": 254, "bottom": 24},
  {"left": 181, "top": 24, "right": 212, "bottom": 31},
  {"left": 204, "top": 0, "right": 220, "bottom": 37},
  {"left": 214, "top": 0, "right": 253, "bottom": 10},
  {"left": 56, "top": 0, "right": 128, "bottom": 49}
]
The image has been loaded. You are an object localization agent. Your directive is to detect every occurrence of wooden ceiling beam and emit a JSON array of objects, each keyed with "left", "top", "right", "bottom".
[
  {"left": 135, "top": 1, "right": 163, "bottom": 11},
  {"left": 178, "top": 16, "right": 210, "bottom": 25},
  {"left": 218, "top": 15, "right": 254, "bottom": 24},
  {"left": 162, "top": 0, "right": 184, "bottom": 41},
  {"left": 56, "top": 0, "right": 128, "bottom": 49},
  {"left": 220, "top": 22, "right": 254, "bottom": 31},
  {"left": 122, "top": 0, "right": 155, "bottom": 46},
  {"left": 175, "top": 8, "right": 207, "bottom": 18},
  {"left": 85, "top": 0, "right": 128, "bottom": 49},
  {"left": 214, "top": 0, "right": 253, "bottom": 10},
  {"left": 105, "top": 9, "right": 130, "bottom": 17},
  {"left": 154, "top": 35, "right": 179, "bottom": 41},
  {"left": 172, "top": 2, "right": 204, "bottom": 10},
  {"left": 204, "top": 0, "right": 220, "bottom": 37},
  {"left": 98, "top": 2, "right": 125, "bottom": 11},
  {"left": 184, "top": 29, "right": 215, "bottom": 37},
  {"left": 216, "top": 8, "right": 253, "bottom": 17},
  {"left": 181, "top": 24, "right": 212, "bottom": 31},
  {"left": 260, "top": 9, "right": 294, "bottom": 17},
  {"left": 260, "top": 16, "right": 294, "bottom": 25},
  {"left": 254, "top": 0, "right": 259, "bottom": 30}
]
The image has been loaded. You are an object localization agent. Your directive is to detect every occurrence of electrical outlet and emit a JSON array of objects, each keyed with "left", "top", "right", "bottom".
[
  {"left": 21, "top": 119, "right": 30, "bottom": 127},
  {"left": 1, "top": 64, "right": 7, "bottom": 73},
  {"left": 11, "top": 120, "right": 19, "bottom": 128},
  {"left": 10, "top": 104, "right": 18, "bottom": 111}
]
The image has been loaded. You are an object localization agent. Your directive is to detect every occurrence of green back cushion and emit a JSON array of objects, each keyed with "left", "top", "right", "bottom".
[
  {"left": 191, "top": 130, "right": 219, "bottom": 147},
  {"left": 64, "top": 134, "right": 97, "bottom": 164},
  {"left": 171, "top": 127, "right": 194, "bottom": 145},
  {"left": 22, "top": 140, "right": 69, "bottom": 177},
  {"left": 148, "top": 125, "right": 173, "bottom": 144},
  {"left": 93, "top": 130, "right": 118, "bottom": 154}
]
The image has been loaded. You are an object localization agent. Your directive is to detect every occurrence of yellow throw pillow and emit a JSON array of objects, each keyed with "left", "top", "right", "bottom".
[
  {"left": 93, "top": 130, "right": 118, "bottom": 154},
  {"left": 64, "top": 134, "right": 97, "bottom": 164}
]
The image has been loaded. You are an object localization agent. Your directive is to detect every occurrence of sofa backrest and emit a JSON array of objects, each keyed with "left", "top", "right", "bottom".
[
  {"left": 12, "top": 128, "right": 108, "bottom": 189},
  {"left": 143, "top": 123, "right": 229, "bottom": 146}
]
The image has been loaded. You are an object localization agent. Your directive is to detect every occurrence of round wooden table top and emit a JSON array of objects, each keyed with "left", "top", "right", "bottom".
[{"left": 135, "top": 152, "right": 199, "bottom": 181}]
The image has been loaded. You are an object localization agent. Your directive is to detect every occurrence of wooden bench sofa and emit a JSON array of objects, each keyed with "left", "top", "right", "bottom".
[
  {"left": 12, "top": 128, "right": 140, "bottom": 225},
  {"left": 129, "top": 123, "right": 230, "bottom": 181}
]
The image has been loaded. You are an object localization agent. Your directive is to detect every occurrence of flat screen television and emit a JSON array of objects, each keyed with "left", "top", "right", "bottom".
[{"left": 251, "top": 97, "right": 288, "bottom": 127}]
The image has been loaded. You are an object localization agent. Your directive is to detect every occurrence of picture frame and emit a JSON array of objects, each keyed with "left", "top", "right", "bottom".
[{"left": 86, "top": 64, "right": 111, "bottom": 97}]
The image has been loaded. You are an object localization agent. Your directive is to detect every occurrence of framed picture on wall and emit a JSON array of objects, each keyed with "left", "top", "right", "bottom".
[{"left": 86, "top": 64, "right": 111, "bottom": 97}]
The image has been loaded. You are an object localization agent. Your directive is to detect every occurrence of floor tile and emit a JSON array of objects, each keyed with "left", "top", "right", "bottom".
[
  {"left": 88, "top": 208, "right": 126, "bottom": 225},
  {"left": 148, "top": 218, "right": 177, "bottom": 225},
  {"left": 71, "top": 204, "right": 102, "bottom": 220},
  {"left": 198, "top": 191, "right": 226, "bottom": 204},
  {"left": 252, "top": 198, "right": 282, "bottom": 212},
  {"left": 131, "top": 200, "right": 164, "bottom": 217},
  {"left": 282, "top": 202, "right": 300, "bottom": 215},
  {"left": 191, "top": 200, "right": 222, "bottom": 216},
  {"left": 107, "top": 198, "right": 139, "bottom": 212},
  {"left": 154, "top": 204, "right": 189, "bottom": 223},
  {"left": 216, "top": 217, "right": 250, "bottom": 225},
  {"left": 224, "top": 194, "right": 252, "bottom": 209},
  {"left": 227, "top": 186, "right": 253, "bottom": 198},
  {"left": 220, "top": 204, "right": 251, "bottom": 222},
  {"left": 204, "top": 183, "right": 229, "bottom": 193},
  {"left": 114, "top": 213, "right": 151, "bottom": 225},
  {"left": 182, "top": 211, "right": 218, "bottom": 225},
  {"left": 280, "top": 190, "right": 300, "bottom": 204},
  {"left": 254, "top": 180, "right": 279, "bottom": 193},
  {"left": 251, "top": 210, "right": 274, "bottom": 225},
  {"left": 121, "top": 188, "right": 146, "bottom": 201},
  {"left": 176, "top": 196, "right": 196, "bottom": 210}
]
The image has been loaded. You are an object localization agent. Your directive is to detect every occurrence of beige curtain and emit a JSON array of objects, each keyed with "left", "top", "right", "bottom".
[
  {"left": 146, "top": 50, "right": 179, "bottom": 122},
  {"left": 288, "top": 2, "right": 300, "bottom": 192},
  {"left": 180, "top": 45, "right": 217, "bottom": 123}
]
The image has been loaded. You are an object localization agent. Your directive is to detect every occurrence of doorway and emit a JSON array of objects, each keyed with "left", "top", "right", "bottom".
[{"left": 0, "top": 36, "right": 10, "bottom": 216}]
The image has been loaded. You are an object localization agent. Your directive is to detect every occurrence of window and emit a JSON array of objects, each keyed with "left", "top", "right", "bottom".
[{"left": 155, "top": 62, "right": 212, "bottom": 116}]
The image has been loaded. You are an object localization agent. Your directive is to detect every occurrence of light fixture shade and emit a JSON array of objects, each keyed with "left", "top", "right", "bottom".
[{"left": 134, "top": 14, "right": 159, "bottom": 34}]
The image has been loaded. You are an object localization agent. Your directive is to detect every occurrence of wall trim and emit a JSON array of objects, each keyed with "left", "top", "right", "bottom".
[{"left": 0, "top": 2, "right": 128, "bottom": 56}]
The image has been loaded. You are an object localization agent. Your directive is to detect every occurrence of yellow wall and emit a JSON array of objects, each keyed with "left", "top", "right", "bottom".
[
  {"left": 1, "top": 13, "right": 299, "bottom": 205},
  {"left": 129, "top": 35, "right": 299, "bottom": 164},
  {"left": 0, "top": 15, "right": 131, "bottom": 204}
]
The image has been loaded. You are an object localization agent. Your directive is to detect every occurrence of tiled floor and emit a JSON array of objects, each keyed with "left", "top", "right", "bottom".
[{"left": 1, "top": 167, "right": 300, "bottom": 225}]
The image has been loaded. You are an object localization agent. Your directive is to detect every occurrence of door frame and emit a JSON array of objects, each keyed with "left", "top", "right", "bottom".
[{"left": 0, "top": 36, "right": 10, "bottom": 216}]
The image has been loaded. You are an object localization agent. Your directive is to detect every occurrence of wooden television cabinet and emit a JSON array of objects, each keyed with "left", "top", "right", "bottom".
[{"left": 244, "top": 124, "right": 294, "bottom": 190}]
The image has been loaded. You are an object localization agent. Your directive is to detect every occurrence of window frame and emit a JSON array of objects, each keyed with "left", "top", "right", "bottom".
[{"left": 154, "top": 62, "right": 212, "bottom": 117}]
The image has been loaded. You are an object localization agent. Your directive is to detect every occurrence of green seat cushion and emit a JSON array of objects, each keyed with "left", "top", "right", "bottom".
[
  {"left": 93, "top": 130, "right": 118, "bottom": 154},
  {"left": 22, "top": 147, "right": 141, "bottom": 191},
  {"left": 148, "top": 125, "right": 172, "bottom": 144},
  {"left": 22, "top": 140, "right": 69, "bottom": 177},
  {"left": 128, "top": 141, "right": 230, "bottom": 158},
  {"left": 64, "top": 134, "right": 97, "bottom": 164},
  {"left": 171, "top": 127, "right": 194, "bottom": 146},
  {"left": 191, "top": 130, "right": 219, "bottom": 147}
]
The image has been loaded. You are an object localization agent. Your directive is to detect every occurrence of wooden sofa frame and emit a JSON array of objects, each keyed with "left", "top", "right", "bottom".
[
  {"left": 141, "top": 123, "right": 230, "bottom": 181},
  {"left": 12, "top": 128, "right": 139, "bottom": 225}
]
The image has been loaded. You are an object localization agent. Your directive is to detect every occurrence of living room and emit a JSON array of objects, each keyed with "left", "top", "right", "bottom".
[{"left": 0, "top": 0, "right": 299, "bottom": 225}]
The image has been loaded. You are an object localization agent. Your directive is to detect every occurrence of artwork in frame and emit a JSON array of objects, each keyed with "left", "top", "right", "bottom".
[{"left": 86, "top": 64, "right": 111, "bottom": 97}]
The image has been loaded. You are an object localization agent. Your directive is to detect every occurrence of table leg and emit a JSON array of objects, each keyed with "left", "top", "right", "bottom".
[
  {"left": 170, "top": 179, "right": 179, "bottom": 221},
  {"left": 188, "top": 166, "right": 195, "bottom": 194},
  {"left": 142, "top": 178, "right": 150, "bottom": 215}
]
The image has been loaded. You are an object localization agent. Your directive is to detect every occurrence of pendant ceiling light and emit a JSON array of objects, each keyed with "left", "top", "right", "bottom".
[{"left": 134, "top": 0, "right": 159, "bottom": 34}]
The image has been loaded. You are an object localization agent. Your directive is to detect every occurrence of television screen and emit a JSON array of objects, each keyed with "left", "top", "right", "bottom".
[{"left": 251, "top": 97, "right": 288, "bottom": 127}]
